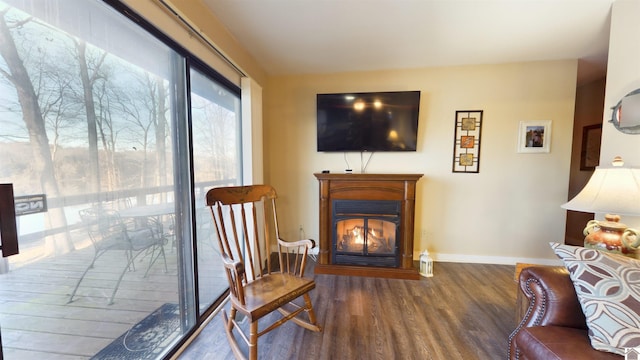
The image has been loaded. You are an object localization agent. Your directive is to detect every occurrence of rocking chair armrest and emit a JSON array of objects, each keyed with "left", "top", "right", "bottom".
[
  {"left": 221, "top": 254, "right": 246, "bottom": 303},
  {"left": 221, "top": 254, "right": 245, "bottom": 276}
]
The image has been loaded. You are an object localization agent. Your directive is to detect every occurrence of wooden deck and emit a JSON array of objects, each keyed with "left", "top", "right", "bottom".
[{"left": 0, "top": 226, "right": 226, "bottom": 359}]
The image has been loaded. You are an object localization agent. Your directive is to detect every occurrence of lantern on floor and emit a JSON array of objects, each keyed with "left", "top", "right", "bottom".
[{"left": 419, "top": 250, "right": 433, "bottom": 277}]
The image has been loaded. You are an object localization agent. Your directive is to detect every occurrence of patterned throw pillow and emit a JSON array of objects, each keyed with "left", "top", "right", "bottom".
[{"left": 550, "top": 242, "right": 640, "bottom": 355}]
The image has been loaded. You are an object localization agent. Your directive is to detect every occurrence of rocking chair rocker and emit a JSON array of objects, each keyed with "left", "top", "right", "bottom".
[{"left": 205, "top": 185, "right": 322, "bottom": 360}]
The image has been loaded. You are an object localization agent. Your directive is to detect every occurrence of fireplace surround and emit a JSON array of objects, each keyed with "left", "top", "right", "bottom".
[{"left": 314, "top": 173, "right": 423, "bottom": 279}]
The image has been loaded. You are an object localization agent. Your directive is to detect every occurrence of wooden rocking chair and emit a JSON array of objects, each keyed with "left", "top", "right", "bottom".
[{"left": 205, "top": 185, "right": 322, "bottom": 360}]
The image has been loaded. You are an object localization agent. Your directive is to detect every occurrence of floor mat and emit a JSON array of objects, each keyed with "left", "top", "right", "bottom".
[{"left": 91, "top": 303, "right": 180, "bottom": 360}]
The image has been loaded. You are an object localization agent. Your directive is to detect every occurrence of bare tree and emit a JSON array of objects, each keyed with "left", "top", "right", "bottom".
[
  {"left": 112, "top": 77, "right": 152, "bottom": 189},
  {"left": 153, "top": 77, "right": 168, "bottom": 196},
  {"left": 108, "top": 71, "right": 170, "bottom": 198},
  {"left": 0, "top": 10, "right": 73, "bottom": 255},
  {"left": 192, "top": 97, "right": 238, "bottom": 181},
  {"left": 94, "top": 78, "right": 120, "bottom": 191},
  {"left": 75, "top": 40, "right": 107, "bottom": 194},
  {"left": 39, "top": 58, "right": 82, "bottom": 163}
]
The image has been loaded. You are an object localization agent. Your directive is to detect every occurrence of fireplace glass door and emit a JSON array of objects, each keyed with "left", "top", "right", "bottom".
[
  {"left": 332, "top": 200, "right": 401, "bottom": 267},
  {"left": 337, "top": 217, "right": 397, "bottom": 254}
]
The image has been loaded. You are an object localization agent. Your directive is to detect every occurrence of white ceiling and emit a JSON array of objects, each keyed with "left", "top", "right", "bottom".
[{"left": 202, "top": 0, "right": 613, "bottom": 82}]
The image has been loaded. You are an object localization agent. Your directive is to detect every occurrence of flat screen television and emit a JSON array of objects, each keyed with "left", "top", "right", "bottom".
[{"left": 316, "top": 91, "right": 421, "bottom": 152}]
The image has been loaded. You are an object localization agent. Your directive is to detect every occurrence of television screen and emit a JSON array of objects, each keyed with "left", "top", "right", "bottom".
[{"left": 316, "top": 91, "right": 420, "bottom": 152}]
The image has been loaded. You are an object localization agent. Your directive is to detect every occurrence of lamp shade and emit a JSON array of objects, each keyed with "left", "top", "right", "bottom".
[{"left": 562, "top": 164, "right": 640, "bottom": 216}]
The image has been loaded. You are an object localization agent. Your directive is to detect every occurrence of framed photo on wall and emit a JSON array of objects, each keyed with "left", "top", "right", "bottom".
[
  {"left": 517, "top": 120, "right": 551, "bottom": 153},
  {"left": 452, "top": 110, "right": 483, "bottom": 173}
]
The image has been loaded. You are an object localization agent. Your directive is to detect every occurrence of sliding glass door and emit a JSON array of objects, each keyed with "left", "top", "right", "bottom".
[
  {"left": 189, "top": 67, "right": 241, "bottom": 314},
  {"left": 0, "top": 0, "right": 239, "bottom": 358}
]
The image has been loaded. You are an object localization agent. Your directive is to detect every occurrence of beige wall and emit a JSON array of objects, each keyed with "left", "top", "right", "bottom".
[
  {"left": 599, "top": 0, "right": 640, "bottom": 229},
  {"left": 127, "top": 0, "right": 607, "bottom": 264},
  {"left": 602, "top": 0, "right": 640, "bottom": 167},
  {"left": 265, "top": 61, "right": 577, "bottom": 264}
]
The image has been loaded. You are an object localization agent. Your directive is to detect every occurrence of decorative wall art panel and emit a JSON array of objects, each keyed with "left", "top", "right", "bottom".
[{"left": 452, "top": 110, "right": 483, "bottom": 173}]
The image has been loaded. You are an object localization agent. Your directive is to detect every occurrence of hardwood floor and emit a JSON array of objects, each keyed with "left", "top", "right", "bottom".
[{"left": 178, "top": 261, "right": 518, "bottom": 360}]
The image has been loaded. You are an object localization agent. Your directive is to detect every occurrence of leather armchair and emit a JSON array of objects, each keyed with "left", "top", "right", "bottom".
[{"left": 508, "top": 265, "right": 622, "bottom": 359}]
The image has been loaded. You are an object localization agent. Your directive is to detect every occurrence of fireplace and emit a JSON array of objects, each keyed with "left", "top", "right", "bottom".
[
  {"left": 333, "top": 200, "right": 400, "bottom": 267},
  {"left": 314, "top": 173, "right": 423, "bottom": 280}
]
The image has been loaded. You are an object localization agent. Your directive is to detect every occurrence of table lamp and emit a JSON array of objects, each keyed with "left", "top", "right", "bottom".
[{"left": 561, "top": 156, "right": 640, "bottom": 256}]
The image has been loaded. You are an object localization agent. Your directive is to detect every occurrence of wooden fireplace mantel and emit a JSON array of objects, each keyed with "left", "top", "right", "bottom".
[{"left": 314, "top": 173, "right": 423, "bottom": 280}]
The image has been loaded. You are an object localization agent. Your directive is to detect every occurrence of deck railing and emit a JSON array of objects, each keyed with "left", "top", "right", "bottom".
[{"left": 13, "top": 179, "right": 235, "bottom": 244}]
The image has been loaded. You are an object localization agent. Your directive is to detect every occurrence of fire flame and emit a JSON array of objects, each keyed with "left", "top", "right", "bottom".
[{"left": 351, "top": 226, "right": 364, "bottom": 244}]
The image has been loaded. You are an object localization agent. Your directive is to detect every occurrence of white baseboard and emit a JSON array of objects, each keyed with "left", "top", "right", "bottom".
[{"left": 414, "top": 251, "right": 562, "bottom": 266}]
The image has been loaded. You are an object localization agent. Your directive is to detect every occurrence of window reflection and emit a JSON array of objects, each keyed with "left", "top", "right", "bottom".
[{"left": 0, "top": 1, "right": 241, "bottom": 358}]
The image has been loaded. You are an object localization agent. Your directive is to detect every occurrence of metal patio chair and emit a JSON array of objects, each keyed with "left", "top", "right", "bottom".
[{"left": 69, "top": 207, "right": 167, "bottom": 305}]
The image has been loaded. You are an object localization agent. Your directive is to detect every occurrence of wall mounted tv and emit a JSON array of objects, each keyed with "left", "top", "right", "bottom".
[{"left": 316, "top": 91, "right": 421, "bottom": 152}]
